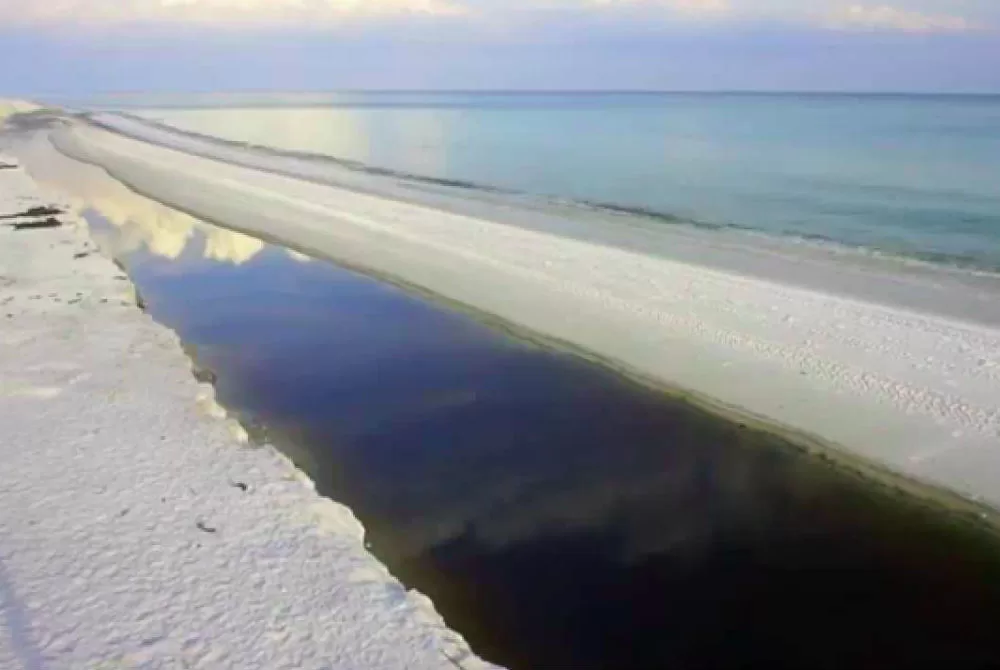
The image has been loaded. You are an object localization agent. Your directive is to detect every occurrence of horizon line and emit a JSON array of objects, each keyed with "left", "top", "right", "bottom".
[{"left": 35, "top": 88, "right": 1000, "bottom": 100}]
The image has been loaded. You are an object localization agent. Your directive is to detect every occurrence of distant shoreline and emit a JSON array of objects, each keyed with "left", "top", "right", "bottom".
[{"left": 51, "top": 89, "right": 1000, "bottom": 102}]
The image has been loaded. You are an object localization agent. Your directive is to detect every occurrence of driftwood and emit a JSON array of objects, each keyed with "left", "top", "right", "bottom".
[
  {"left": 0, "top": 205, "right": 62, "bottom": 220},
  {"left": 12, "top": 217, "right": 62, "bottom": 231},
  {"left": 196, "top": 521, "right": 218, "bottom": 534}
]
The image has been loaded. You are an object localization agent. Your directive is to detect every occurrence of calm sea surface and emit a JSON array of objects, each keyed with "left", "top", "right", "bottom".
[{"left": 120, "top": 92, "right": 1000, "bottom": 271}]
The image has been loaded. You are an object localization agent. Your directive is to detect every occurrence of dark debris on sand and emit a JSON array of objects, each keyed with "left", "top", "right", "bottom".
[
  {"left": 0, "top": 205, "right": 63, "bottom": 220},
  {"left": 13, "top": 218, "right": 63, "bottom": 231}
]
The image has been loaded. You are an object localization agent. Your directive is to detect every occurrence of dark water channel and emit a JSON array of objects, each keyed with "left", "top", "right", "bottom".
[{"left": 88, "top": 210, "right": 1000, "bottom": 670}]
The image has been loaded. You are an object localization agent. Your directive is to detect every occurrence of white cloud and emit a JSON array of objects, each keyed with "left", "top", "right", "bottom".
[
  {"left": 0, "top": 0, "right": 467, "bottom": 24},
  {"left": 828, "top": 4, "right": 983, "bottom": 32},
  {"left": 588, "top": 0, "right": 729, "bottom": 14},
  {"left": 0, "top": 0, "right": 991, "bottom": 31}
]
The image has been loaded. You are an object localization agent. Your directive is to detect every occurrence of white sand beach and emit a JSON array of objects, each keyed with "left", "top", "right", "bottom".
[
  {"left": 4, "top": 103, "right": 1000, "bottom": 667},
  {"left": 0, "top": 135, "right": 494, "bottom": 668}
]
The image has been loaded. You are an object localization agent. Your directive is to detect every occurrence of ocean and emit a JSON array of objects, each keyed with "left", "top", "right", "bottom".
[{"left": 118, "top": 92, "right": 1000, "bottom": 272}]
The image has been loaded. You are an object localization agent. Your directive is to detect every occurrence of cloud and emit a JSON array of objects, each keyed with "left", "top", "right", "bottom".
[
  {"left": 0, "top": 0, "right": 467, "bottom": 25},
  {"left": 1, "top": 0, "right": 994, "bottom": 33},
  {"left": 828, "top": 4, "right": 984, "bottom": 33},
  {"left": 16, "top": 140, "right": 266, "bottom": 265},
  {"left": 588, "top": 0, "right": 729, "bottom": 15}
]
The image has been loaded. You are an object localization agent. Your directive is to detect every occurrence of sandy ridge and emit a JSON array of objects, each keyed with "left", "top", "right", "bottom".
[{"left": 38, "top": 116, "right": 1000, "bottom": 512}]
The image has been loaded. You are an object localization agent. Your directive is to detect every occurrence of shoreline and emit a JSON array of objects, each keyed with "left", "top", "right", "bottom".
[
  {"left": 26, "top": 114, "right": 1000, "bottom": 509},
  {"left": 63, "top": 111, "right": 1000, "bottom": 332},
  {"left": 110, "top": 109, "right": 1000, "bottom": 278},
  {"left": 32, "top": 122, "right": 1000, "bottom": 533},
  {"left": 32, "top": 125, "right": 1000, "bottom": 535},
  {"left": 0, "top": 144, "right": 494, "bottom": 668}
]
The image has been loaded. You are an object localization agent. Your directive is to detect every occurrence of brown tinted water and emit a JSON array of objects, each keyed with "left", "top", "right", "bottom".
[{"left": 90, "top": 210, "right": 1000, "bottom": 670}]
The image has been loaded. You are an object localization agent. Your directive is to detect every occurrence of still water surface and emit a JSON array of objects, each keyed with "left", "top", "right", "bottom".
[{"left": 76, "top": 192, "right": 1000, "bottom": 669}]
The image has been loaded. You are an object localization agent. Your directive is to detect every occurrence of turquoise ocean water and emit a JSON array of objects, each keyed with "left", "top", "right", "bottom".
[{"left": 123, "top": 93, "right": 1000, "bottom": 271}]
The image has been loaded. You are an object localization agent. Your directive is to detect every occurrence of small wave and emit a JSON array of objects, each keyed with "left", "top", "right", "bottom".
[
  {"left": 849, "top": 245, "right": 1000, "bottom": 277},
  {"left": 572, "top": 199, "right": 731, "bottom": 232},
  {"left": 748, "top": 227, "right": 1000, "bottom": 277},
  {"left": 90, "top": 111, "right": 522, "bottom": 197}
]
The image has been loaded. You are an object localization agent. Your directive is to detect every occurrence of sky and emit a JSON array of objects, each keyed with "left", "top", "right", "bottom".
[{"left": 1, "top": 1, "right": 998, "bottom": 96}]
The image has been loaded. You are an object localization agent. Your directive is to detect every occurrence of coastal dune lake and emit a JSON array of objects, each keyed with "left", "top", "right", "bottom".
[{"left": 46, "top": 162, "right": 1000, "bottom": 669}]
